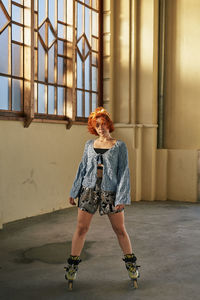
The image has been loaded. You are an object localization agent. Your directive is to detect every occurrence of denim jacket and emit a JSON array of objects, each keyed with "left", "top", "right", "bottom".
[{"left": 70, "top": 139, "right": 131, "bottom": 206}]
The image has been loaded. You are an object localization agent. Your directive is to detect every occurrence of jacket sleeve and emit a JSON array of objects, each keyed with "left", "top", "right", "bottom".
[
  {"left": 115, "top": 142, "right": 131, "bottom": 206},
  {"left": 70, "top": 140, "right": 89, "bottom": 199}
]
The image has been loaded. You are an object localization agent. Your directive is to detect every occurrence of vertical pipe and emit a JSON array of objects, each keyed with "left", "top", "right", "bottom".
[{"left": 157, "top": 0, "right": 166, "bottom": 148}]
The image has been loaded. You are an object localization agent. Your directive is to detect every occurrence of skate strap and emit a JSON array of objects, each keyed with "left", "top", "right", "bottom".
[
  {"left": 67, "top": 256, "right": 82, "bottom": 265},
  {"left": 123, "top": 254, "right": 137, "bottom": 263}
]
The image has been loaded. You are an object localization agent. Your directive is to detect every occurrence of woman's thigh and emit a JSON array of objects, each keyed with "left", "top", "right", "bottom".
[
  {"left": 107, "top": 211, "right": 126, "bottom": 232},
  {"left": 76, "top": 207, "right": 94, "bottom": 230}
]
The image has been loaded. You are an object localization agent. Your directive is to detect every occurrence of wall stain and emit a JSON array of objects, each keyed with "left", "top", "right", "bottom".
[{"left": 22, "top": 169, "right": 37, "bottom": 190}]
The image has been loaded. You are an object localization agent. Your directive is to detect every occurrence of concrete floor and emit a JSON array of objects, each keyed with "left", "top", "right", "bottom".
[{"left": 0, "top": 201, "right": 200, "bottom": 300}]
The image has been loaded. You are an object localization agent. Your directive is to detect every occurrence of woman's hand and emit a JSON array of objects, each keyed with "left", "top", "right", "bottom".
[
  {"left": 115, "top": 204, "right": 124, "bottom": 211},
  {"left": 69, "top": 197, "right": 76, "bottom": 206}
]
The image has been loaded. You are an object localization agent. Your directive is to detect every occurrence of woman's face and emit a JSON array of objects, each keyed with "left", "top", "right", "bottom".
[{"left": 95, "top": 117, "right": 110, "bottom": 136}]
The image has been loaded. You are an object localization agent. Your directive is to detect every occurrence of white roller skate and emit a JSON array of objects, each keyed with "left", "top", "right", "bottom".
[
  {"left": 64, "top": 255, "right": 81, "bottom": 290},
  {"left": 123, "top": 254, "right": 140, "bottom": 289}
]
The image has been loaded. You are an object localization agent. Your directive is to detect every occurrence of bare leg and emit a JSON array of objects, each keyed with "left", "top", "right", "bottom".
[
  {"left": 108, "top": 211, "right": 132, "bottom": 254},
  {"left": 71, "top": 208, "right": 94, "bottom": 256}
]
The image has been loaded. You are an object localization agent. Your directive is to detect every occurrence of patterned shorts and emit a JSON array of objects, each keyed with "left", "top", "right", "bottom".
[{"left": 78, "top": 177, "right": 124, "bottom": 216}]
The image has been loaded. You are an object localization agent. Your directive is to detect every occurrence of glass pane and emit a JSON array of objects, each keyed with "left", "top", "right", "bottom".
[
  {"left": 85, "top": 92, "right": 90, "bottom": 117},
  {"left": 48, "top": 85, "right": 55, "bottom": 114},
  {"left": 38, "top": 83, "right": 46, "bottom": 113},
  {"left": 92, "top": 11, "right": 98, "bottom": 36},
  {"left": 38, "top": 39, "right": 45, "bottom": 81},
  {"left": 92, "top": 37, "right": 98, "bottom": 51},
  {"left": 48, "top": 44, "right": 54, "bottom": 83},
  {"left": 85, "top": 7, "right": 90, "bottom": 42},
  {"left": 67, "top": 41, "right": 72, "bottom": 58},
  {"left": 0, "top": 5, "right": 9, "bottom": 30},
  {"left": 92, "top": 93, "right": 97, "bottom": 111},
  {"left": 58, "top": 40, "right": 64, "bottom": 55},
  {"left": 38, "top": 0, "right": 46, "bottom": 25},
  {"left": 92, "top": 51, "right": 97, "bottom": 65},
  {"left": 57, "top": 56, "right": 64, "bottom": 85},
  {"left": 0, "top": 27, "right": 9, "bottom": 74},
  {"left": 12, "top": 5, "right": 23, "bottom": 24},
  {"left": 48, "top": 0, "right": 55, "bottom": 28},
  {"left": 1, "top": 0, "right": 9, "bottom": 14},
  {"left": 67, "top": 0, "right": 73, "bottom": 25},
  {"left": 13, "top": 0, "right": 23, "bottom": 4},
  {"left": 92, "top": 0, "right": 98, "bottom": 9},
  {"left": 48, "top": 25, "right": 56, "bottom": 48},
  {"left": 34, "top": 82, "right": 37, "bottom": 112},
  {"left": 104, "top": 14, "right": 110, "bottom": 33},
  {"left": 92, "top": 66, "right": 97, "bottom": 91},
  {"left": 58, "top": 23, "right": 66, "bottom": 39},
  {"left": 77, "top": 53, "right": 83, "bottom": 89},
  {"left": 12, "top": 79, "right": 22, "bottom": 111},
  {"left": 67, "top": 59, "right": 72, "bottom": 87},
  {"left": 12, "top": 24, "right": 23, "bottom": 43},
  {"left": 0, "top": 76, "right": 9, "bottom": 110},
  {"left": 77, "top": 37, "right": 83, "bottom": 57},
  {"left": 85, "top": 55, "right": 90, "bottom": 90},
  {"left": 34, "top": 31, "right": 38, "bottom": 48},
  {"left": 103, "top": 34, "right": 110, "bottom": 56},
  {"left": 77, "top": 90, "right": 83, "bottom": 117},
  {"left": 39, "top": 22, "right": 46, "bottom": 45},
  {"left": 34, "top": 49, "right": 37, "bottom": 79},
  {"left": 58, "top": 0, "right": 66, "bottom": 22},
  {"left": 12, "top": 43, "right": 23, "bottom": 77},
  {"left": 57, "top": 87, "right": 64, "bottom": 115},
  {"left": 77, "top": 2, "right": 83, "bottom": 39},
  {"left": 67, "top": 26, "right": 72, "bottom": 42}
]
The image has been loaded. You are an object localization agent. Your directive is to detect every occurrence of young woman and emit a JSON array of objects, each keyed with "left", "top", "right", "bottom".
[{"left": 65, "top": 107, "right": 140, "bottom": 289}]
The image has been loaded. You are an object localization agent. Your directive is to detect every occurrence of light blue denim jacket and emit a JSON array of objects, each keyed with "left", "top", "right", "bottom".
[{"left": 70, "top": 139, "right": 131, "bottom": 206}]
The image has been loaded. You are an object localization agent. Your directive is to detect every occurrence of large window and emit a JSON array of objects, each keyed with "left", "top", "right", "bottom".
[{"left": 0, "top": 0, "right": 103, "bottom": 126}]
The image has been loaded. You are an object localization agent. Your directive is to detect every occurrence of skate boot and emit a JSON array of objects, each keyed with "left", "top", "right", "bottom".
[
  {"left": 123, "top": 253, "right": 140, "bottom": 289},
  {"left": 64, "top": 255, "right": 82, "bottom": 290}
]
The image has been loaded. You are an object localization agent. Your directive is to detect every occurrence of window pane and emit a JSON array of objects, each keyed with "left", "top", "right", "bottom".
[
  {"left": 48, "top": 0, "right": 55, "bottom": 28},
  {"left": 92, "top": 11, "right": 98, "bottom": 36},
  {"left": 12, "top": 79, "right": 22, "bottom": 111},
  {"left": 0, "top": 76, "right": 9, "bottom": 110},
  {"left": 58, "top": 23, "right": 66, "bottom": 39},
  {"left": 57, "top": 87, "right": 64, "bottom": 115},
  {"left": 57, "top": 56, "right": 64, "bottom": 85},
  {"left": 1, "top": 0, "right": 9, "bottom": 13},
  {"left": 0, "top": 5, "right": 9, "bottom": 30},
  {"left": 38, "top": 40, "right": 45, "bottom": 82},
  {"left": 77, "top": 90, "right": 83, "bottom": 117},
  {"left": 92, "top": 93, "right": 97, "bottom": 111},
  {"left": 92, "top": 0, "right": 98, "bottom": 9},
  {"left": 48, "top": 25, "right": 56, "bottom": 48},
  {"left": 38, "top": 0, "right": 46, "bottom": 25},
  {"left": 58, "top": 40, "right": 64, "bottom": 55},
  {"left": 58, "top": 0, "right": 66, "bottom": 22},
  {"left": 12, "top": 24, "right": 23, "bottom": 43},
  {"left": 77, "top": 3, "right": 83, "bottom": 39},
  {"left": 85, "top": 7, "right": 90, "bottom": 42},
  {"left": 92, "top": 52, "right": 97, "bottom": 65},
  {"left": 48, "top": 44, "right": 54, "bottom": 83},
  {"left": 77, "top": 53, "right": 83, "bottom": 89},
  {"left": 85, "top": 92, "right": 90, "bottom": 117},
  {"left": 12, "top": 43, "right": 23, "bottom": 77},
  {"left": 38, "top": 83, "right": 46, "bottom": 113},
  {"left": 85, "top": 55, "right": 90, "bottom": 90},
  {"left": 67, "top": 26, "right": 73, "bottom": 42},
  {"left": 92, "top": 66, "right": 97, "bottom": 91},
  {"left": 48, "top": 85, "right": 55, "bottom": 114},
  {"left": 12, "top": 5, "right": 23, "bottom": 24},
  {"left": 92, "top": 37, "right": 98, "bottom": 51},
  {"left": 0, "top": 27, "right": 9, "bottom": 74},
  {"left": 67, "top": 0, "right": 73, "bottom": 25}
]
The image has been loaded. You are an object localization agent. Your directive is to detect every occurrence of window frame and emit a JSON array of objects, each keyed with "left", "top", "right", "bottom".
[{"left": 0, "top": 0, "right": 103, "bottom": 127}]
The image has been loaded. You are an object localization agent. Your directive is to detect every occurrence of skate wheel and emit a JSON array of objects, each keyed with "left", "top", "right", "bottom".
[
  {"left": 68, "top": 280, "right": 73, "bottom": 290},
  {"left": 133, "top": 279, "right": 138, "bottom": 289}
]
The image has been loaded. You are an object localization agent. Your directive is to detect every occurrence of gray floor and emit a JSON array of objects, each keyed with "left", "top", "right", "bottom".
[{"left": 0, "top": 201, "right": 200, "bottom": 300}]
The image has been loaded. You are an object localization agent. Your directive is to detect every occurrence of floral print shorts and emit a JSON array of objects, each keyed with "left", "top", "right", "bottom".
[{"left": 78, "top": 177, "right": 124, "bottom": 216}]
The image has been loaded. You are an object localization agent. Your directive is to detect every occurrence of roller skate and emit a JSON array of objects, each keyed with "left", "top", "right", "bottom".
[
  {"left": 64, "top": 255, "right": 81, "bottom": 290},
  {"left": 123, "top": 253, "right": 140, "bottom": 289}
]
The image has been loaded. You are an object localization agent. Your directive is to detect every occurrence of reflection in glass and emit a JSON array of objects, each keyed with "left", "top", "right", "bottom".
[
  {"left": 12, "top": 44, "right": 23, "bottom": 77},
  {"left": 85, "top": 55, "right": 90, "bottom": 90},
  {"left": 0, "top": 27, "right": 9, "bottom": 74},
  {"left": 48, "top": 0, "right": 55, "bottom": 28},
  {"left": 58, "top": 56, "right": 64, "bottom": 85},
  {"left": 38, "top": 40, "right": 45, "bottom": 82},
  {"left": 85, "top": 92, "right": 90, "bottom": 117},
  {"left": 58, "top": 40, "right": 64, "bottom": 55},
  {"left": 1, "top": 0, "right": 9, "bottom": 14},
  {"left": 57, "top": 87, "right": 64, "bottom": 115},
  {"left": 58, "top": 0, "right": 66, "bottom": 22},
  {"left": 38, "top": 83, "right": 46, "bottom": 113},
  {"left": 67, "top": 26, "right": 72, "bottom": 42},
  {"left": 39, "top": 22, "right": 46, "bottom": 46},
  {"left": 77, "top": 90, "right": 83, "bottom": 117},
  {"left": 48, "top": 45, "right": 54, "bottom": 83},
  {"left": 12, "top": 5, "right": 23, "bottom": 24},
  {"left": 48, "top": 85, "right": 55, "bottom": 114},
  {"left": 77, "top": 54, "right": 83, "bottom": 89},
  {"left": 0, "top": 76, "right": 9, "bottom": 110},
  {"left": 77, "top": 3, "right": 83, "bottom": 39},
  {"left": 0, "top": 6, "right": 9, "bottom": 30},
  {"left": 92, "top": 52, "right": 97, "bottom": 65},
  {"left": 92, "top": 37, "right": 98, "bottom": 51},
  {"left": 92, "top": 67, "right": 97, "bottom": 91},
  {"left": 12, "top": 79, "right": 21, "bottom": 111},
  {"left": 58, "top": 23, "right": 66, "bottom": 39},
  {"left": 92, "top": 0, "right": 98, "bottom": 9},
  {"left": 12, "top": 24, "right": 23, "bottom": 43},
  {"left": 48, "top": 25, "right": 56, "bottom": 48},
  {"left": 67, "top": 0, "right": 73, "bottom": 25}
]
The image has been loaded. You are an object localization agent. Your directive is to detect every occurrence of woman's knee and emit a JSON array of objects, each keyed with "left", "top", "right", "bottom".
[
  {"left": 112, "top": 225, "right": 127, "bottom": 237},
  {"left": 76, "top": 223, "right": 89, "bottom": 236}
]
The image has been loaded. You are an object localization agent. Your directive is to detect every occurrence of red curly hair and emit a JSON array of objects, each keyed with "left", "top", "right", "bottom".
[{"left": 88, "top": 107, "right": 114, "bottom": 136}]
